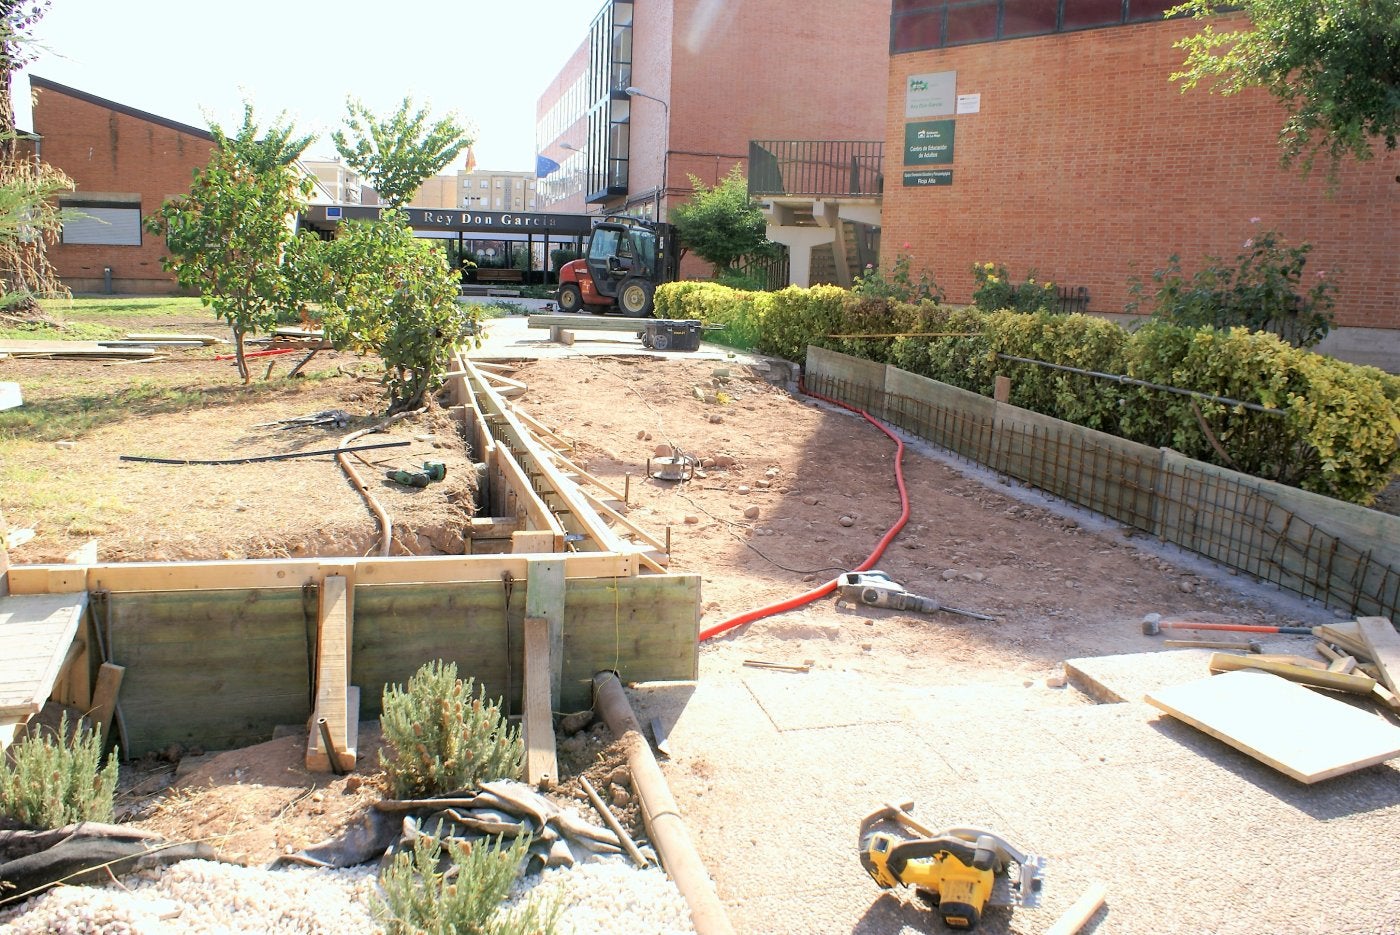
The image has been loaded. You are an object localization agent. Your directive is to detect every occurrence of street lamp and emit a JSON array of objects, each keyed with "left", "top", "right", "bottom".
[{"left": 624, "top": 86, "right": 669, "bottom": 221}]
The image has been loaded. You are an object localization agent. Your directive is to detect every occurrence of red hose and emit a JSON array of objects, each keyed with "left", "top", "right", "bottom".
[
  {"left": 212, "top": 347, "right": 300, "bottom": 361},
  {"left": 697, "top": 383, "right": 910, "bottom": 642}
]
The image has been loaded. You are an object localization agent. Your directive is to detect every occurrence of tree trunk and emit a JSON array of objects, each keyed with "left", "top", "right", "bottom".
[{"left": 232, "top": 326, "right": 250, "bottom": 382}]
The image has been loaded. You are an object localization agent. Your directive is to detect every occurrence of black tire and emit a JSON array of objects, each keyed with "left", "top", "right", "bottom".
[
  {"left": 557, "top": 283, "right": 583, "bottom": 314},
  {"left": 617, "top": 278, "right": 655, "bottom": 317},
  {"left": 651, "top": 330, "right": 671, "bottom": 351}
]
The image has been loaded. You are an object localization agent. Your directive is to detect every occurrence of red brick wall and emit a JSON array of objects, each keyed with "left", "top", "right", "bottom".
[
  {"left": 33, "top": 80, "right": 214, "bottom": 293},
  {"left": 882, "top": 17, "right": 1400, "bottom": 330}
]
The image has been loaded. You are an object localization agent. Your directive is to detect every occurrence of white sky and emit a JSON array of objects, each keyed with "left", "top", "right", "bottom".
[{"left": 16, "top": 0, "right": 598, "bottom": 170}]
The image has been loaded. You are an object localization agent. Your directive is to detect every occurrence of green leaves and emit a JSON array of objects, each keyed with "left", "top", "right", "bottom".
[
  {"left": 332, "top": 97, "right": 474, "bottom": 209},
  {"left": 672, "top": 167, "right": 774, "bottom": 275},
  {"left": 1169, "top": 0, "right": 1400, "bottom": 173},
  {"left": 0, "top": 713, "right": 118, "bottom": 829}
]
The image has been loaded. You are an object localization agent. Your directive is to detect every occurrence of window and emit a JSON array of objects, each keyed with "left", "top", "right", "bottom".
[
  {"left": 1062, "top": 0, "right": 1121, "bottom": 29},
  {"left": 480, "top": 180, "right": 489, "bottom": 188},
  {"left": 891, "top": 0, "right": 1170, "bottom": 51},
  {"left": 60, "top": 199, "right": 141, "bottom": 246},
  {"left": 1003, "top": 0, "right": 1059, "bottom": 36}
]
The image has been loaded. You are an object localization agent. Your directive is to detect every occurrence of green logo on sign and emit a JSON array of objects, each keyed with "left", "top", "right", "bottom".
[{"left": 903, "top": 119, "right": 956, "bottom": 166}]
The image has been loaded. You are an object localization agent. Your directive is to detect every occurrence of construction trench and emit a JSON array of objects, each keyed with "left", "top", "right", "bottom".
[{"left": 4, "top": 335, "right": 1400, "bottom": 933}]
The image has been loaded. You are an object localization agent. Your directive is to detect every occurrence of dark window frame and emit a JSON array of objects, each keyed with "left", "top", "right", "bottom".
[{"left": 890, "top": 0, "right": 1185, "bottom": 53}]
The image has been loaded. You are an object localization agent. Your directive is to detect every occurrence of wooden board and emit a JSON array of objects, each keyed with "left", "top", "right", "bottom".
[
  {"left": 0, "top": 592, "right": 87, "bottom": 716},
  {"left": 1146, "top": 670, "right": 1400, "bottom": 783},
  {"left": 1208, "top": 653, "right": 1376, "bottom": 694},
  {"left": 526, "top": 559, "right": 566, "bottom": 704},
  {"left": 522, "top": 615, "right": 557, "bottom": 786},
  {"left": 1356, "top": 617, "right": 1400, "bottom": 694},
  {"left": 90, "top": 662, "right": 125, "bottom": 747},
  {"left": 308, "top": 576, "right": 357, "bottom": 772}
]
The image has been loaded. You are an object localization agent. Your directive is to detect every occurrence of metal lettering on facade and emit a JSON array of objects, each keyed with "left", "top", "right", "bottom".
[{"left": 407, "top": 209, "right": 570, "bottom": 230}]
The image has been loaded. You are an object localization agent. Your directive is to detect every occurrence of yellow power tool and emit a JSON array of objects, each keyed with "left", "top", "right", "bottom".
[{"left": 858, "top": 801, "right": 1046, "bottom": 930}]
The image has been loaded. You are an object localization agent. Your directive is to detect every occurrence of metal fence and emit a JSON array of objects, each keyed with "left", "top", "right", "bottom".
[
  {"left": 748, "top": 140, "right": 884, "bottom": 198},
  {"left": 805, "top": 359, "right": 1400, "bottom": 621}
]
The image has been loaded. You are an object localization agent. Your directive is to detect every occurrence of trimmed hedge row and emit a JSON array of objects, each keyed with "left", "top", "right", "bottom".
[{"left": 653, "top": 281, "right": 1400, "bottom": 504}]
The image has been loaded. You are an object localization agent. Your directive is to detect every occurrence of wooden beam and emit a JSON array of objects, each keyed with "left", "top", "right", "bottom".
[
  {"left": 6, "top": 552, "right": 637, "bottom": 595},
  {"left": 1314, "top": 623, "right": 1372, "bottom": 661},
  {"left": 522, "top": 615, "right": 557, "bottom": 787},
  {"left": 1208, "top": 653, "right": 1376, "bottom": 695},
  {"left": 482, "top": 371, "right": 529, "bottom": 397},
  {"left": 578, "top": 487, "right": 664, "bottom": 551},
  {"left": 1045, "top": 882, "right": 1108, "bottom": 935},
  {"left": 307, "top": 575, "right": 357, "bottom": 773},
  {"left": 511, "top": 530, "right": 561, "bottom": 553},
  {"left": 549, "top": 450, "right": 626, "bottom": 503},
  {"left": 525, "top": 558, "right": 566, "bottom": 705},
  {"left": 509, "top": 406, "right": 574, "bottom": 452},
  {"left": 1356, "top": 617, "right": 1400, "bottom": 695},
  {"left": 91, "top": 662, "right": 125, "bottom": 748}
]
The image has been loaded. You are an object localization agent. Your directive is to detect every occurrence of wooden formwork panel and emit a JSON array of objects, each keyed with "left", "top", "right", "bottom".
[
  {"left": 883, "top": 367, "right": 998, "bottom": 464},
  {"left": 105, "top": 588, "right": 312, "bottom": 754}
]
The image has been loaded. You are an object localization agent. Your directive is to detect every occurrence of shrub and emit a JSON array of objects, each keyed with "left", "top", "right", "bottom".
[
  {"left": 374, "top": 833, "right": 559, "bottom": 935},
  {"left": 380, "top": 660, "right": 521, "bottom": 799},
  {"left": 755, "top": 285, "right": 848, "bottom": 362},
  {"left": 852, "top": 251, "right": 944, "bottom": 304},
  {"left": 0, "top": 714, "right": 118, "bottom": 829},
  {"left": 971, "top": 262, "right": 1057, "bottom": 313},
  {"left": 1126, "top": 224, "right": 1336, "bottom": 347}
]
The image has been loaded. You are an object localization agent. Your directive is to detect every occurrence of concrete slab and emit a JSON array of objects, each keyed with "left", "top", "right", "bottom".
[{"left": 1066, "top": 648, "right": 1220, "bottom": 703}]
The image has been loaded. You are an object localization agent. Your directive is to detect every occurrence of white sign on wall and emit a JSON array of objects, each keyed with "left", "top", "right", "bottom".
[
  {"left": 905, "top": 71, "right": 957, "bottom": 118},
  {"left": 956, "top": 94, "right": 981, "bottom": 114}
]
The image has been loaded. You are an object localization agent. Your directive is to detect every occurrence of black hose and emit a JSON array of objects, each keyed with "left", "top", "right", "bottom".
[{"left": 119, "top": 440, "right": 409, "bottom": 466}]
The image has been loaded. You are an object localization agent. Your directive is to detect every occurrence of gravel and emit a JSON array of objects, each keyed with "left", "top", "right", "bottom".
[{"left": 0, "top": 855, "right": 695, "bottom": 934}]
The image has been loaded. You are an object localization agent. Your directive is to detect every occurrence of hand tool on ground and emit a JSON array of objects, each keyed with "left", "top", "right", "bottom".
[
  {"left": 742, "top": 658, "right": 815, "bottom": 672},
  {"left": 421, "top": 460, "right": 447, "bottom": 482},
  {"left": 384, "top": 468, "right": 431, "bottom": 488},
  {"left": 1163, "top": 638, "right": 1263, "bottom": 653},
  {"left": 858, "top": 801, "right": 1045, "bottom": 931},
  {"left": 1141, "top": 615, "right": 1314, "bottom": 636},
  {"left": 837, "top": 571, "right": 996, "bottom": 621}
]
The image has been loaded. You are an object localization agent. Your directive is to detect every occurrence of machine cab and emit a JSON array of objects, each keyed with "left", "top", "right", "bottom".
[{"left": 585, "top": 223, "right": 659, "bottom": 298}]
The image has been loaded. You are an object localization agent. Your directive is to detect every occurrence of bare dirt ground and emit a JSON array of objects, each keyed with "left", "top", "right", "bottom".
[
  {"left": 9, "top": 342, "right": 1393, "bottom": 933},
  {"left": 2, "top": 353, "right": 477, "bottom": 562}
]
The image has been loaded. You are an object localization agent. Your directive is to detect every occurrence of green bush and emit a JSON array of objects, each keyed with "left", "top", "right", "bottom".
[
  {"left": 374, "top": 833, "right": 558, "bottom": 935},
  {"left": 1126, "top": 225, "right": 1335, "bottom": 348},
  {"left": 852, "top": 251, "right": 944, "bottom": 304},
  {"left": 755, "top": 285, "right": 849, "bottom": 362},
  {"left": 380, "top": 660, "right": 521, "bottom": 799},
  {"left": 971, "top": 262, "right": 1057, "bottom": 313},
  {"left": 0, "top": 714, "right": 118, "bottom": 829}
]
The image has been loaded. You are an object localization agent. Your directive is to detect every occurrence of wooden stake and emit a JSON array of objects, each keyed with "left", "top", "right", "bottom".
[
  {"left": 1045, "top": 881, "right": 1108, "bottom": 935},
  {"left": 522, "top": 615, "right": 558, "bottom": 787},
  {"left": 579, "top": 774, "right": 648, "bottom": 867},
  {"left": 90, "top": 663, "right": 125, "bottom": 748}
]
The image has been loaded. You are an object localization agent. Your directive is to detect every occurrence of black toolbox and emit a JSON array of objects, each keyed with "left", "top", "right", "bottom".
[{"left": 639, "top": 319, "right": 703, "bottom": 352}]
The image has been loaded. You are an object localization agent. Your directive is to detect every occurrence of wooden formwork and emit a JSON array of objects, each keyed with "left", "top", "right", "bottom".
[{"left": 0, "top": 359, "right": 699, "bottom": 764}]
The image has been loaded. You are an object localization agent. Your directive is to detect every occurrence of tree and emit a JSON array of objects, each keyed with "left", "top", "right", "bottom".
[
  {"left": 671, "top": 166, "right": 773, "bottom": 276},
  {"left": 331, "top": 97, "right": 473, "bottom": 209},
  {"left": 0, "top": 1, "right": 70, "bottom": 315},
  {"left": 148, "top": 106, "right": 313, "bottom": 381},
  {"left": 1169, "top": 0, "right": 1400, "bottom": 173},
  {"left": 303, "top": 210, "right": 475, "bottom": 412}
]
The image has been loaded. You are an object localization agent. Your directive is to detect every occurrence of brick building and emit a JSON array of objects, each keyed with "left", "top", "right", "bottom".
[
  {"left": 534, "top": 0, "right": 890, "bottom": 285},
  {"left": 881, "top": 5, "right": 1400, "bottom": 367},
  {"left": 31, "top": 75, "right": 217, "bottom": 294}
]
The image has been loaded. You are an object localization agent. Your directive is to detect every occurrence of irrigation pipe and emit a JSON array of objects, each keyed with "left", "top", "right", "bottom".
[
  {"left": 336, "top": 409, "right": 425, "bottom": 558},
  {"left": 593, "top": 671, "right": 735, "bottom": 935},
  {"left": 697, "top": 380, "right": 910, "bottom": 643},
  {"left": 212, "top": 347, "right": 299, "bottom": 362},
  {"left": 119, "top": 440, "right": 409, "bottom": 466},
  {"left": 995, "top": 353, "right": 1286, "bottom": 415}
]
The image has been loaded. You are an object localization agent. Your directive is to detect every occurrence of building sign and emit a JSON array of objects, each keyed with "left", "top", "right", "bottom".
[
  {"left": 903, "top": 170, "right": 954, "bottom": 187},
  {"left": 905, "top": 71, "right": 956, "bottom": 118},
  {"left": 304, "top": 205, "right": 594, "bottom": 236},
  {"left": 956, "top": 94, "right": 981, "bottom": 114},
  {"left": 904, "top": 120, "right": 956, "bottom": 166}
]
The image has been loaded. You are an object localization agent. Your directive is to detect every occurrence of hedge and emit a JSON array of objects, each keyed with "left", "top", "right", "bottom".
[{"left": 651, "top": 281, "right": 1400, "bottom": 504}]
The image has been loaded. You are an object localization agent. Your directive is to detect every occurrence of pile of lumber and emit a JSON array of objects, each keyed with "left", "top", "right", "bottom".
[
  {"left": 0, "top": 333, "right": 222, "bottom": 362},
  {"left": 1206, "top": 616, "right": 1400, "bottom": 714}
]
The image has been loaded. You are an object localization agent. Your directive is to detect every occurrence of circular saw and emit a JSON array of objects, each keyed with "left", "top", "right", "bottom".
[{"left": 858, "top": 801, "right": 1046, "bottom": 930}]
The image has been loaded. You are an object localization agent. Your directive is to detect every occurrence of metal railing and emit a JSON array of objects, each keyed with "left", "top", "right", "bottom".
[{"left": 748, "top": 140, "right": 884, "bottom": 198}]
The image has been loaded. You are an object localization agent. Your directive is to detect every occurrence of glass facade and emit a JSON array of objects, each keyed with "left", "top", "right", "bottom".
[
  {"left": 891, "top": 0, "right": 1178, "bottom": 52},
  {"left": 585, "top": 0, "right": 633, "bottom": 203}
]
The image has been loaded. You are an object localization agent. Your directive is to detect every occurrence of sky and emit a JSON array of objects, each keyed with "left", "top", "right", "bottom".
[{"left": 15, "top": 0, "right": 599, "bottom": 170}]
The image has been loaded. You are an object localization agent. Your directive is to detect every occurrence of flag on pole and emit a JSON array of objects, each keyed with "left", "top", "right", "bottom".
[
  {"left": 536, "top": 154, "right": 561, "bottom": 178},
  {"left": 463, "top": 147, "right": 477, "bottom": 173}
]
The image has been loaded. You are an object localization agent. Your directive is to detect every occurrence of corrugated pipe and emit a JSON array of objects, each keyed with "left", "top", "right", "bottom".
[
  {"left": 592, "top": 671, "right": 735, "bottom": 935},
  {"left": 698, "top": 381, "right": 909, "bottom": 642},
  {"left": 336, "top": 408, "right": 425, "bottom": 557}
]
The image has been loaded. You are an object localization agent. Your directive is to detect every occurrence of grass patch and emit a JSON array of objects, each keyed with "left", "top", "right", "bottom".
[
  {"left": 42, "top": 295, "right": 209, "bottom": 321},
  {"left": 0, "top": 374, "right": 337, "bottom": 443}
]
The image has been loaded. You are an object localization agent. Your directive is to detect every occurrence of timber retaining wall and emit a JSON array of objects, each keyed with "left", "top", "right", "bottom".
[{"left": 806, "top": 346, "right": 1400, "bottom": 620}]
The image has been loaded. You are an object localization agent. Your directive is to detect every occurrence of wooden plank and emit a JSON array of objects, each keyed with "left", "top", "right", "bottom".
[
  {"left": 91, "top": 662, "right": 125, "bottom": 748},
  {"left": 1045, "top": 882, "right": 1109, "bottom": 935},
  {"left": 1146, "top": 670, "right": 1400, "bottom": 783},
  {"left": 526, "top": 559, "right": 566, "bottom": 706},
  {"left": 511, "top": 530, "right": 561, "bottom": 554},
  {"left": 1208, "top": 653, "right": 1376, "bottom": 695},
  {"left": 1355, "top": 617, "right": 1400, "bottom": 695},
  {"left": 522, "top": 616, "right": 557, "bottom": 786},
  {"left": 6, "top": 552, "right": 636, "bottom": 595},
  {"left": 1314, "top": 623, "right": 1371, "bottom": 660},
  {"left": 0, "top": 592, "right": 87, "bottom": 716},
  {"left": 308, "top": 576, "right": 357, "bottom": 772}
]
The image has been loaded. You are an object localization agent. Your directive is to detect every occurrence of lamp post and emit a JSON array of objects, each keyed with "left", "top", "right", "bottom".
[{"left": 624, "top": 86, "right": 669, "bottom": 221}]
